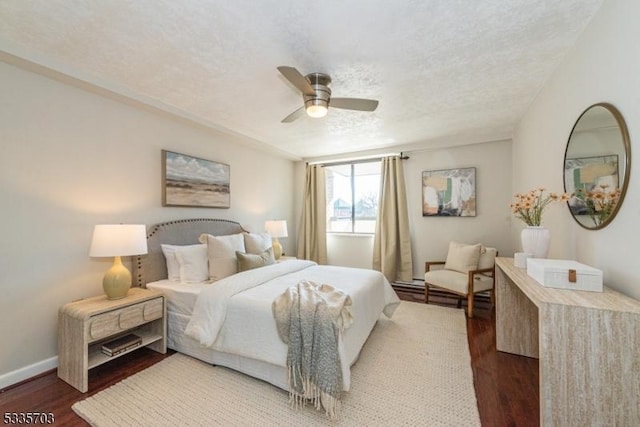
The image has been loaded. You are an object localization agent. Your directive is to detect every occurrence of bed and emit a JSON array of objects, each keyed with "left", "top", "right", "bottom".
[{"left": 133, "top": 218, "right": 400, "bottom": 392}]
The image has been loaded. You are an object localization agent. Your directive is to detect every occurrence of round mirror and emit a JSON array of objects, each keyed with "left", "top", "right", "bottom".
[{"left": 564, "top": 103, "right": 631, "bottom": 230}]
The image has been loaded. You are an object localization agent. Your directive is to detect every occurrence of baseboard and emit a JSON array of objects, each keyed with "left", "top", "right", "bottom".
[
  {"left": 393, "top": 279, "right": 425, "bottom": 288},
  {"left": 0, "top": 356, "right": 58, "bottom": 391}
]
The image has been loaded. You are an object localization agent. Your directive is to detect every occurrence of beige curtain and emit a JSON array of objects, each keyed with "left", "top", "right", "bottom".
[
  {"left": 297, "top": 164, "right": 328, "bottom": 264},
  {"left": 373, "top": 156, "right": 413, "bottom": 282}
]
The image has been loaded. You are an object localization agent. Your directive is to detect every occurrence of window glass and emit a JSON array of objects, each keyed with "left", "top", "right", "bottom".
[{"left": 325, "top": 161, "right": 380, "bottom": 233}]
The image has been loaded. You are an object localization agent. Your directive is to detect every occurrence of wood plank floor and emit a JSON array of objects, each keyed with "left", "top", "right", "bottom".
[
  {"left": 0, "top": 287, "right": 539, "bottom": 426},
  {"left": 394, "top": 286, "right": 540, "bottom": 426}
]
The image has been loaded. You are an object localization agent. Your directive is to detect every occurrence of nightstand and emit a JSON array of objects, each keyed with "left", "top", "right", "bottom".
[
  {"left": 57, "top": 287, "right": 166, "bottom": 392},
  {"left": 278, "top": 256, "right": 297, "bottom": 261}
]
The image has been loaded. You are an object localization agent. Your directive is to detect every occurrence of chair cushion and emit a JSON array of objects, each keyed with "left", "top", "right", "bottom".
[
  {"left": 444, "top": 241, "right": 481, "bottom": 274},
  {"left": 478, "top": 246, "right": 497, "bottom": 270},
  {"left": 425, "top": 269, "right": 494, "bottom": 295},
  {"left": 425, "top": 270, "right": 469, "bottom": 294}
]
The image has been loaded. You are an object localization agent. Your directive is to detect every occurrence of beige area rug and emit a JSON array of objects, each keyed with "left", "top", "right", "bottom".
[{"left": 73, "top": 302, "right": 480, "bottom": 426}]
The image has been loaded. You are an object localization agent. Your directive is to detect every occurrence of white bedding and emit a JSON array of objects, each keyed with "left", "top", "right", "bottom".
[
  {"left": 149, "top": 260, "right": 400, "bottom": 391},
  {"left": 146, "top": 280, "right": 206, "bottom": 316}
]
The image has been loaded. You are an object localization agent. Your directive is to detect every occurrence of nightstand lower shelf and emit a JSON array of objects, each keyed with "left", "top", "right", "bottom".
[{"left": 88, "top": 331, "right": 164, "bottom": 369}]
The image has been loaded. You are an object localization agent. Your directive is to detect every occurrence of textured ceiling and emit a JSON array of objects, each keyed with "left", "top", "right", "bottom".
[{"left": 0, "top": 0, "right": 603, "bottom": 159}]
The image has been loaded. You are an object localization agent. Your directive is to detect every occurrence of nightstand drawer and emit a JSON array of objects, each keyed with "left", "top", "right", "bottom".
[
  {"left": 89, "top": 312, "right": 120, "bottom": 340},
  {"left": 118, "top": 304, "right": 144, "bottom": 330},
  {"left": 89, "top": 304, "right": 145, "bottom": 340},
  {"left": 143, "top": 298, "right": 163, "bottom": 321},
  {"left": 89, "top": 303, "right": 151, "bottom": 340}
]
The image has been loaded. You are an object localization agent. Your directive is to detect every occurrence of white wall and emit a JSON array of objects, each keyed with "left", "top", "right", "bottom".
[
  {"left": 327, "top": 234, "right": 375, "bottom": 269},
  {"left": 298, "top": 139, "right": 514, "bottom": 279},
  {"left": 0, "top": 61, "right": 295, "bottom": 386},
  {"left": 405, "top": 140, "right": 513, "bottom": 279},
  {"left": 512, "top": 0, "right": 640, "bottom": 299}
]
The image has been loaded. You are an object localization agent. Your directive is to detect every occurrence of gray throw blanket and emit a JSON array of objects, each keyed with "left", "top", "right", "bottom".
[{"left": 272, "top": 280, "right": 353, "bottom": 418}]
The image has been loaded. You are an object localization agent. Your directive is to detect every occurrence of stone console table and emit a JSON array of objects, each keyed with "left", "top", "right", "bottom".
[{"left": 495, "top": 257, "right": 640, "bottom": 426}]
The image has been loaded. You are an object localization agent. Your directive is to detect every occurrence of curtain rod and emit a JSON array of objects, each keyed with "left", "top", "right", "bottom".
[{"left": 309, "top": 153, "right": 410, "bottom": 167}]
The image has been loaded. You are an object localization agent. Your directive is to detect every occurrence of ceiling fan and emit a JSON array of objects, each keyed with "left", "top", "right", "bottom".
[{"left": 277, "top": 66, "right": 379, "bottom": 123}]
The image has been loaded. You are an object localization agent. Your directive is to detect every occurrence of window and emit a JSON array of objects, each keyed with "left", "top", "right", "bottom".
[{"left": 325, "top": 161, "right": 381, "bottom": 233}]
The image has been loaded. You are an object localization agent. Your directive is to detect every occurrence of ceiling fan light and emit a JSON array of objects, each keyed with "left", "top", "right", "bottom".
[{"left": 306, "top": 104, "right": 328, "bottom": 118}]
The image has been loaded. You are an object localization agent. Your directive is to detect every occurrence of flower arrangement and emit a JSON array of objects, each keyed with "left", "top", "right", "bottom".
[
  {"left": 573, "top": 184, "right": 621, "bottom": 226},
  {"left": 510, "top": 188, "right": 571, "bottom": 226}
]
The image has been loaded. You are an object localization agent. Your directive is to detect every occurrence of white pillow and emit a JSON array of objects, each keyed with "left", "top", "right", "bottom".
[
  {"left": 244, "top": 232, "right": 272, "bottom": 254},
  {"left": 161, "top": 244, "right": 206, "bottom": 281},
  {"left": 174, "top": 244, "right": 209, "bottom": 283},
  {"left": 199, "top": 233, "right": 246, "bottom": 281},
  {"left": 444, "top": 241, "right": 481, "bottom": 274}
]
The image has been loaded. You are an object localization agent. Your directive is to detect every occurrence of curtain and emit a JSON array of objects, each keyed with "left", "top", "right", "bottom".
[
  {"left": 373, "top": 156, "right": 413, "bottom": 282},
  {"left": 296, "top": 164, "right": 328, "bottom": 264}
]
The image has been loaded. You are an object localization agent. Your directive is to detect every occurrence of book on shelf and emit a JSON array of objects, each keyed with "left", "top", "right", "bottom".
[
  {"left": 101, "top": 341, "right": 142, "bottom": 357},
  {"left": 101, "top": 333, "right": 142, "bottom": 356}
]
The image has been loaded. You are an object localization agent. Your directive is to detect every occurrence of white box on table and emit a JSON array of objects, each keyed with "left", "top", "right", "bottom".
[{"left": 526, "top": 258, "right": 603, "bottom": 292}]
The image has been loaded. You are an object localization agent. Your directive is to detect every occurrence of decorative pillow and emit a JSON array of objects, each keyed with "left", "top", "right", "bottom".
[
  {"left": 199, "top": 233, "right": 246, "bottom": 281},
  {"left": 161, "top": 244, "right": 206, "bottom": 281},
  {"left": 477, "top": 246, "right": 498, "bottom": 270},
  {"left": 243, "top": 232, "right": 272, "bottom": 254},
  {"left": 174, "top": 244, "right": 209, "bottom": 283},
  {"left": 444, "top": 241, "right": 482, "bottom": 274},
  {"left": 236, "top": 248, "right": 275, "bottom": 272}
]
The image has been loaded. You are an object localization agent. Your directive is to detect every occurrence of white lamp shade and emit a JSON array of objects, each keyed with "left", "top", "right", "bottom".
[
  {"left": 89, "top": 224, "right": 148, "bottom": 257},
  {"left": 264, "top": 220, "right": 288, "bottom": 238}
]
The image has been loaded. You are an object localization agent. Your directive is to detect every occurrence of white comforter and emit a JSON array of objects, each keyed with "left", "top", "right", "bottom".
[{"left": 184, "top": 260, "right": 400, "bottom": 390}]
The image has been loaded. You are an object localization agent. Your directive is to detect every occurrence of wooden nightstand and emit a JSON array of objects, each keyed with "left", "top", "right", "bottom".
[{"left": 57, "top": 287, "right": 166, "bottom": 392}]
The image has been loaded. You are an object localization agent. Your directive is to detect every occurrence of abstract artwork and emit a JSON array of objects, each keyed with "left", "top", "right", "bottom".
[
  {"left": 422, "top": 167, "right": 476, "bottom": 217},
  {"left": 162, "top": 150, "right": 230, "bottom": 208},
  {"left": 564, "top": 154, "right": 618, "bottom": 216}
]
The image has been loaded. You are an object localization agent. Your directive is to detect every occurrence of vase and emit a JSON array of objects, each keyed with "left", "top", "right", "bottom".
[{"left": 520, "top": 226, "right": 551, "bottom": 259}]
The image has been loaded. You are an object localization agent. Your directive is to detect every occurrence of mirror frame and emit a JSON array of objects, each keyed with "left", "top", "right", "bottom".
[{"left": 563, "top": 102, "right": 631, "bottom": 230}]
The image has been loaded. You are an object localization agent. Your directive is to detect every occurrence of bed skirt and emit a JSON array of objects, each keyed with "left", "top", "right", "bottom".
[
  {"left": 165, "top": 309, "right": 372, "bottom": 392},
  {"left": 166, "top": 310, "right": 291, "bottom": 390}
]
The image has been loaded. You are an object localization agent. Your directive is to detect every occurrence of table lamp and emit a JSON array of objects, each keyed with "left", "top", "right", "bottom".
[
  {"left": 89, "top": 224, "right": 148, "bottom": 299},
  {"left": 264, "top": 220, "right": 288, "bottom": 260}
]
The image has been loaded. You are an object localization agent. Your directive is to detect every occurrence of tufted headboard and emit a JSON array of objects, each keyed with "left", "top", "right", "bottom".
[{"left": 133, "top": 218, "right": 247, "bottom": 287}]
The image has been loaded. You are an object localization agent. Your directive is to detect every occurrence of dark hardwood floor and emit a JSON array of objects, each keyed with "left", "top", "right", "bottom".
[
  {"left": 0, "top": 348, "right": 175, "bottom": 426},
  {"left": 0, "top": 287, "right": 538, "bottom": 426},
  {"left": 395, "top": 285, "right": 539, "bottom": 426}
]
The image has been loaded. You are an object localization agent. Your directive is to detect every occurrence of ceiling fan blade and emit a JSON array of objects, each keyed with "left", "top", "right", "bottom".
[
  {"left": 281, "top": 106, "right": 306, "bottom": 123},
  {"left": 277, "top": 66, "right": 316, "bottom": 96},
  {"left": 331, "top": 98, "right": 379, "bottom": 112}
]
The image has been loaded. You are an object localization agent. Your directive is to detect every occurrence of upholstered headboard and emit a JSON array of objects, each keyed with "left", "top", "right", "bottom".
[{"left": 133, "top": 218, "right": 246, "bottom": 287}]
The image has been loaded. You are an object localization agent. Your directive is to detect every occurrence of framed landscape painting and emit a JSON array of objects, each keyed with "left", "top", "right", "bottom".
[
  {"left": 162, "top": 150, "right": 230, "bottom": 208},
  {"left": 422, "top": 167, "right": 476, "bottom": 217}
]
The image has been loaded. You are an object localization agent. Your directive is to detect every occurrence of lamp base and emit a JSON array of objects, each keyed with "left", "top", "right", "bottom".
[
  {"left": 103, "top": 256, "right": 132, "bottom": 300},
  {"left": 272, "top": 238, "right": 283, "bottom": 260}
]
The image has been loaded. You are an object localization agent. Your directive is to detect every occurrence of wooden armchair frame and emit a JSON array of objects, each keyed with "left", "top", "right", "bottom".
[{"left": 424, "top": 258, "right": 497, "bottom": 318}]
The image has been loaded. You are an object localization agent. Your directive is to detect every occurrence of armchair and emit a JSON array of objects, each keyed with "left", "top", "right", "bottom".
[{"left": 424, "top": 241, "right": 497, "bottom": 318}]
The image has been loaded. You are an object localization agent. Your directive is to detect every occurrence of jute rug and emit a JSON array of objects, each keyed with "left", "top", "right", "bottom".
[{"left": 73, "top": 302, "right": 480, "bottom": 426}]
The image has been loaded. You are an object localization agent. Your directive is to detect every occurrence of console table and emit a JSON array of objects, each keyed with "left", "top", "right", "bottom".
[{"left": 495, "top": 257, "right": 640, "bottom": 426}]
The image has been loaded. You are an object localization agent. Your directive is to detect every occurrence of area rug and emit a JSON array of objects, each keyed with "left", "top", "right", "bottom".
[{"left": 73, "top": 302, "right": 480, "bottom": 426}]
